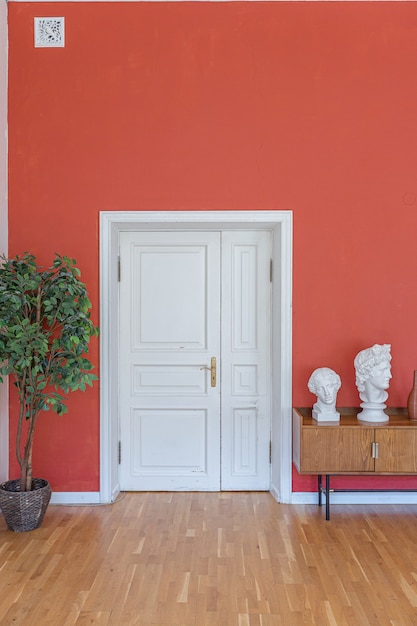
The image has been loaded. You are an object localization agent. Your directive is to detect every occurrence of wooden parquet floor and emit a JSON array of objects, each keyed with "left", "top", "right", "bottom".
[{"left": 1, "top": 492, "right": 417, "bottom": 625}]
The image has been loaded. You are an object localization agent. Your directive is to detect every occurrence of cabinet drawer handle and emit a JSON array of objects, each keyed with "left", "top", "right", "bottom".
[{"left": 372, "top": 442, "right": 379, "bottom": 459}]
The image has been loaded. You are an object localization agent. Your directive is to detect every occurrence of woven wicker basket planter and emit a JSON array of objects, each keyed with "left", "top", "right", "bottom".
[{"left": 0, "top": 478, "right": 51, "bottom": 532}]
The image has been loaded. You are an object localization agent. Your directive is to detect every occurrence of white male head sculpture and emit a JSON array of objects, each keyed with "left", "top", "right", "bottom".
[
  {"left": 308, "top": 367, "right": 341, "bottom": 422},
  {"left": 354, "top": 343, "right": 392, "bottom": 422}
]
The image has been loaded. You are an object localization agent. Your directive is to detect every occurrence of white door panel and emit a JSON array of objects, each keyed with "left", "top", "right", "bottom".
[
  {"left": 221, "top": 231, "right": 272, "bottom": 489},
  {"left": 131, "top": 408, "right": 208, "bottom": 472},
  {"left": 132, "top": 243, "right": 210, "bottom": 349},
  {"left": 119, "top": 230, "right": 271, "bottom": 491},
  {"left": 119, "top": 231, "right": 220, "bottom": 490}
]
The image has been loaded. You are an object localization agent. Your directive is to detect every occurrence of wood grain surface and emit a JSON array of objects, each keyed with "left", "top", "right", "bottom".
[{"left": 1, "top": 492, "right": 417, "bottom": 625}]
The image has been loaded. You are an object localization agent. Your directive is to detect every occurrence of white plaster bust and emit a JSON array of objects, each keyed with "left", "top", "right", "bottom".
[
  {"left": 307, "top": 367, "right": 341, "bottom": 422},
  {"left": 354, "top": 344, "right": 392, "bottom": 422}
]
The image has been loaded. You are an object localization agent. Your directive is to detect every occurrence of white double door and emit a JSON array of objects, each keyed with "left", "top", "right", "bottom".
[{"left": 119, "top": 230, "right": 271, "bottom": 491}]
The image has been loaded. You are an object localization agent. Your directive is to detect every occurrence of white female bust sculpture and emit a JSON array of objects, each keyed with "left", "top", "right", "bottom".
[
  {"left": 354, "top": 344, "right": 392, "bottom": 422},
  {"left": 307, "top": 367, "right": 341, "bottom": 422}
]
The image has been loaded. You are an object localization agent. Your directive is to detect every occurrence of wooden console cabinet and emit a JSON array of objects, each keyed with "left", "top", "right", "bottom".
[{"left": 293, "top": 407, "right": 417, "bottom": 518}]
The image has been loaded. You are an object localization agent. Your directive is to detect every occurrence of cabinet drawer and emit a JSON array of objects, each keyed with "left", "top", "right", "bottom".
[
  {"left": 376, "top": 429, "right": 417, "bottom": 473},
  {"left": 300, "top": 428, "right": 375, "bottom": 473}
]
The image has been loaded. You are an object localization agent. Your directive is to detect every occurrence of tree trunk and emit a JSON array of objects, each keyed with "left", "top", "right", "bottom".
[{"left": 21, "top": 415, "right": 36, "bottom": 491}]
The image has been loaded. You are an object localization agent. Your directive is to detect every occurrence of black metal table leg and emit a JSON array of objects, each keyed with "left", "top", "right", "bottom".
[
  {"left": 318, "top": 474, "right": 322, "bottom": 507},
  {"left": 325, "top": 474, "right": 330, "bottom": 520}
]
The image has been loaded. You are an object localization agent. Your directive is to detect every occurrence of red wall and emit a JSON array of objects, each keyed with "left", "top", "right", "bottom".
[{"left": 7, "top": 2, "right": 417, "bottom": 492}]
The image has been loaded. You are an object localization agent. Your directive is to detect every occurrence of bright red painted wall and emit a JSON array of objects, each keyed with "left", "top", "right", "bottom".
[{"left": 7, "top": 2, "right": 417, "bottom": 492}]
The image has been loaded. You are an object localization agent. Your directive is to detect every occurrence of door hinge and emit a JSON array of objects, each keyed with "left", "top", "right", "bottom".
[
  {"left": 270, "top": 259, "right": 273, "bottom": 283},
  {"left": 269, "top": 440, "right": 272, "bottom": 464},
  {"left": 117, "top": 256, "right": 121, "bottom": 282},
  {"left": 118, "top": 441, "right": 121, "bottom": 464}
]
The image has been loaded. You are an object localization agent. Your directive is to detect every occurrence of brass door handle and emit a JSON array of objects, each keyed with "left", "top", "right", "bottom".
[{"left": 200, "top": 357, "right": 217, "bottom": 387}]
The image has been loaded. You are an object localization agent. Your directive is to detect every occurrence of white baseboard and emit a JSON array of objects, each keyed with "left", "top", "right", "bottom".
[
  {"left": 50, "top": 492, "right": 100, "bottom": 505},
  {"left": 291, "top": 491, "right": 417, "bottom": 505},
  {"left": 49, "top": 490, "right": 417, "bottom": 507}
]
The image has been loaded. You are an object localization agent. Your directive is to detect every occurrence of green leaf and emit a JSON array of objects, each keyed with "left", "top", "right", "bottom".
[{"left": 0, "top": 252, "right": 99, "bottom": 485}]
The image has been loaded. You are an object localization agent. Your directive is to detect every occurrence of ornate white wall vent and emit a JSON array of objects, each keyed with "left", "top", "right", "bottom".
[{"left": 34, "top": 18, "right": 65, "bottom": 48}]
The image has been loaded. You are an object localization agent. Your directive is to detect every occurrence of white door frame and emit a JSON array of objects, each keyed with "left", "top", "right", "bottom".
[{"left": 99, "top": 211, "right": 293, "bottom": 504}]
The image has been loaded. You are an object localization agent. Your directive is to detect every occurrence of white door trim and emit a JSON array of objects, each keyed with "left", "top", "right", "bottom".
[{"left": 99, "top": 210, "right": 293, "bottom": 504}]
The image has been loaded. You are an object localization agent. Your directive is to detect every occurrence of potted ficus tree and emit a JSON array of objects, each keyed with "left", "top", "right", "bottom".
[{"left": 0, "top": 252, "right": 98, "bottom": 531}]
